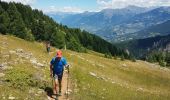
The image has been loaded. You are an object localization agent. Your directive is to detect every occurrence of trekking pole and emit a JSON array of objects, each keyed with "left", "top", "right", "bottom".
[
  {"left": 51, "top": 76, "right": 53, "bottom": 88},
  {"left": 66, "top": 66, "right": 69, "bottom": 99},
  {"left": 50, "top": 66, "right": 54, "bottom": 91}
]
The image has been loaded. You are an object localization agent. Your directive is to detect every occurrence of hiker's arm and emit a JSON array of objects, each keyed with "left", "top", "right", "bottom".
[
  {"left": 50, "top": 58, "right": 55, "bottom": 77},
  {"left": 63, "top": 58, "right": 69, "bottom": 71}
]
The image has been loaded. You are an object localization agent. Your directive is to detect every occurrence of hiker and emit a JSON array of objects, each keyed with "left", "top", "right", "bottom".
[
  {"left": 50, "top": 50, "right": 69, "bottom": 96},
  {"left": 46, "top": 41, "right": 50, "bottom": 53}
]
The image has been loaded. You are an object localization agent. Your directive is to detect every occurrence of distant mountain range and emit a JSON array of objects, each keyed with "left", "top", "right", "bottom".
[
  {"left": 115, "top": 19, "right": 170, "bottom": 42},
  {"left": 47, "top": 6, "right": 170, "bottom": 42}
]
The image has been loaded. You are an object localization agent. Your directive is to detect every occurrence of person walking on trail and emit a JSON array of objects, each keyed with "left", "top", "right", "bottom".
[
  {"left": 50, "top": 50, "right": 69, "bottom": 97},
  {"left": 46, "top": 41, "right": 51, "bottom": 53}
]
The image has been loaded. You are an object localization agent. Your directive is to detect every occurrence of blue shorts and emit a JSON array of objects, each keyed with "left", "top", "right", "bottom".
[{"left": 53, "top": 73, "right": 63, "bottom": 81}]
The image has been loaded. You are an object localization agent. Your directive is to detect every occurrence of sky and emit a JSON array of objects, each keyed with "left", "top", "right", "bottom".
[{"left": 2, "top": 0, "right": 170, "bottom": 13}]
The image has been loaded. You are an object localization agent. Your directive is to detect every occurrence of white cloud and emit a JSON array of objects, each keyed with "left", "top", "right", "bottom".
[
  {"left": 1, "top": 0, "right": 36, "bottom": 5},
  {"left": 43, "top": 6, "right": 84, "bottom": 13},
  {"left": 97, "top": 0, "right": 170, "bottom": 9}
]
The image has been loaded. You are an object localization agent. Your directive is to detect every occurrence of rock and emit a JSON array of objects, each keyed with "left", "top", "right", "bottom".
[
  {"left": 111, "top": 81, "right": 115, "bottom": 84},
  {"left": 9, "top": 50, "right": 16, "bottom": 54},
  {"left": 0, "top": 63, "right": 8, "bottom": 69},
  {"left": 30, "top": 58, "right": 44, "bottom": 67},
  {"left": 89, "top": 72, "right": 97, "bottom": 77},
  {"left": 35, "top": 93, "right": 39, "bottom": 96},
  {"left": 96, "top": 76, "right": 100, "bottom": 79},
  {"left": 108, "top": 77, "right": 111, "bottom": 80},
  {"left": 43, "top": 61, "right": 47, "bottom": 64},
  {"left": 8, "top": 96, "right": 15, "bottom": 100},
  {"left": 37, "top": 63, "right": 44, "bottom": 67},
  {"left": 65, "top": 89, "right": 72, "bottom": 95},
  {"left": 122, "top": 64, "right": 127, "bottom": 67},
  {"left": 0, "top": 64, "right": 4, "bottom": 67},
  {"left": 97, "top": 64, "right": 105, "bottom": 68},
  {"left": 100, "top": 77, "right": 105, "bottom": 80},
  {"left": 83, "top": 87, "right": 87, "bottom": 90},
  {"left": 0, "top": 73, "right": 5, "bottom": 77},
  {"left": 137, "top": 87, "right": 144, "bottom": 91},
  {"left": 2, "top": 42, "right": 8, "bottom": 45},
  {"left": 16, "top": 49, "right": 23, "bottom": 53},
  {"left": 30, "top": 58, "right": 37, "bottom": 64},
  {"left": 24, "top": 52, "right": 33, "bottom": 59},
  {"left": 3, "top": 54, "right": 10, "bottom": 58},
  {"left": 160, "top": 67, "right": 170, "bottom": 72},
  {"left": 1, "top": 66, "right": 13, "bottom": 70},
  {"left": 29, "top": 89, "right": 35, "bottom": 94},
  {"left": 37, "top": 89, "right": 44, "bottom": 94}
]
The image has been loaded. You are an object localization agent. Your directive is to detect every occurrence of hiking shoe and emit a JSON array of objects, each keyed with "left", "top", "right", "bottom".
[
  {"left": 55, "top": 97, "right": 58, "bottom": 100},
  {"left": 58, "top": 91, "right": 62, "bottom": 96}
]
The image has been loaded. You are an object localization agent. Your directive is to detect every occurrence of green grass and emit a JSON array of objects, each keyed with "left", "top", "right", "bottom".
[
  {"left": 0, "top": 34, "right": 170, "bottom": 100},
  {"left": 67, "top": 51, "right": 170, "bottom": 100}
]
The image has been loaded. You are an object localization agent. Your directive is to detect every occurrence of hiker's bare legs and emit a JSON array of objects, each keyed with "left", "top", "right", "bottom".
[
  {"left": 54, "top": 78, "right": 58, "bottom": 94},
  {"left": 58, "top": 79, "right": 62, "bottom": 93}
]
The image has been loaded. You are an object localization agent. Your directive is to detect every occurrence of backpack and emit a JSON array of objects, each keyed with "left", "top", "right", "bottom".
[{"left": 52, "top": 57, "right": 65, "bottom": 71}]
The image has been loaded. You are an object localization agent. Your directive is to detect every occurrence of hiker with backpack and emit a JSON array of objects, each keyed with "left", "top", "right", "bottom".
[
  {"left": 46, "top": 41, "right": 51, "bottom": 53},
  {"left": 50, "top": 50, "right": 69, "bottom": 97}
]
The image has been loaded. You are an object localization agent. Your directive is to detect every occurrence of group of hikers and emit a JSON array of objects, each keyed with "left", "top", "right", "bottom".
[{"left": 46, "top": 41, "right": 69, "bottom": 98}]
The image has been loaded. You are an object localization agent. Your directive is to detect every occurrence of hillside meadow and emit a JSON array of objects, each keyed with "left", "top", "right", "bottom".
[{"left": 0, "top": 34, "right": 170, "bottom": 100}]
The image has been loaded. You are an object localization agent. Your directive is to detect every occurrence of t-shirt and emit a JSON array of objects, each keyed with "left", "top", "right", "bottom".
[{"left": 50, "top": 57, "right": 67, "bottom": 75}]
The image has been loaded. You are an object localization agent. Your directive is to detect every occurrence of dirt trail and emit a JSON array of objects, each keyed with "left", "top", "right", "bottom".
[{"left": 47, "top": 71, "right": 70, "bottom": 100}]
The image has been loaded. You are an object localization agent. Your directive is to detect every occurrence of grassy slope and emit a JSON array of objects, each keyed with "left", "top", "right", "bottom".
[{"left": 0, "top": 34, "right": 170, "bottom": 100}]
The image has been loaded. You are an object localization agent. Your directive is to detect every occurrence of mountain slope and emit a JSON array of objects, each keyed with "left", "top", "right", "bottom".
[
  {"left": 0, "top": 1, "right": 128, "bottom": 57},
  {"left": 111, "top": 7, "right": 170, "bottom": 42},
  {"left": 133, "top": 20, "right": 170, "bottom": 39},
  {"left": 114, "top": 20, "right": 170, "bottom": 42},
  {"left": 0, "top": 34, "right": 170, "bottom": 100}
]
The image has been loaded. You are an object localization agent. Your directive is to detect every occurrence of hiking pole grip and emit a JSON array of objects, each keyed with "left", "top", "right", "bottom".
[
  {"left": 51, "top": 72, "right": 53, "bottom": 88},
  {"left": 66, "top": 64, "right": 70, "bottom": 99},
  {"left": 68, "top": 66, "right": 69, "bottom": 73}
]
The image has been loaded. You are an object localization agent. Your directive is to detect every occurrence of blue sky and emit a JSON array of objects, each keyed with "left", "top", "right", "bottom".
[
  {"left": 2, "top": 0, "right": 170, "bottom": 13},
  {"left": 34, "top": 0, "right": 97, "bottom": 10},
  {"left": 33, "top": 0, "right": 98, "bottom": 13}
]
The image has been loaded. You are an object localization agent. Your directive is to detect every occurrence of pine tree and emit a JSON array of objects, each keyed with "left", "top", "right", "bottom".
[
  {"left": 0, "top": 5, "right": 9, "bottom": 34},
  {"left": 7, "top": 3, "right": 27, "bottom": 39},
  {"left": 50, "top": 29, "right": 65, "bottom": 49},
  {"left": 25, "top": 29, "right": 35, "bottom": 41},
  {"left": 165, "top": 53, "right": 170, "bottom": 67},
  {"left": 67, "top": 36, "right": 83, "bottom": 52},
  {"left": 121, "top": 55, "right": 125, "bottom": 61}
]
